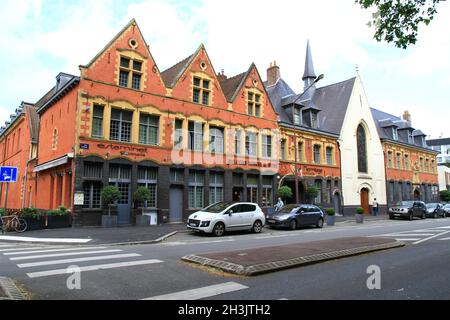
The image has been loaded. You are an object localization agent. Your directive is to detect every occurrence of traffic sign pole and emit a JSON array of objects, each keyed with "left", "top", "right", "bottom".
[{"left": 3, "top": 183, "right": 8, "bottom": 213}]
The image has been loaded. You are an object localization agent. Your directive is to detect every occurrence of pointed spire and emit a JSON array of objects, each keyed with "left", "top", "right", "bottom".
[{"left": 302, "top": 40, "right": 317, "bottom": 82}]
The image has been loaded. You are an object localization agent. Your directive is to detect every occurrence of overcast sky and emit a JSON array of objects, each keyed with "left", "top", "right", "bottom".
[{"left": 1, "top": 0, "right": 449, "bottom": 139}]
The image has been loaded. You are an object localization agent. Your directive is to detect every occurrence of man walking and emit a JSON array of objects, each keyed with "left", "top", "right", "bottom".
[{"left": 372, "top": 198, "right": 379, "bottom": 216}]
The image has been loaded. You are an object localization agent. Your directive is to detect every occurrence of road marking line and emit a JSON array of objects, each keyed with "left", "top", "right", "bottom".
[
  {"left": 378, "top": 233, "right": 435, "bottom": 237},
  {"left": 438, "top": 237, "right": 450, "bottom": 241},
  {"left": 4, "top": 247, "right": 108, "bottom": 256},
  {"left": 17, "top": 253, "right": 141, "bottom": 268},
  {"left": 26, "top": 259, "right": 163, "bottom": 278},
  {"left": 9, "top": 249, "right": 124, "bottom": 261},
  {"left": 0, "top": 235, "right": 92, "bottom": 243},
  {"left": 394, "top": 238, "right": 421, "bottom": 242},
  {"left": 142, "top": 282, "right": 249, "bottom": 300},
  {"left": 0, "top": 246, "right": 67, "bottom": 253},
  {"left": 413, "top": 230, "right": 450, "bottom": 245},
  {"left": 432, "top": 226, "right": 450, "bottom": 229}
]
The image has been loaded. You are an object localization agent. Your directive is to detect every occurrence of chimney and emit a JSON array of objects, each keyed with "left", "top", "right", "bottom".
[
  {"left": 267, "top": 60, "right": 280, "bottom": 86},
  {"left": 217, "top": 69, "right": 227, "bottom": 83},
  {"left": 403, "top": 110, "right": 412, "bottom": 126}
]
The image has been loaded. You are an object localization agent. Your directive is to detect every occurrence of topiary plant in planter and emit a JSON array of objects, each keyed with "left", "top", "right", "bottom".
[
  {"left": 306, "top": 186, "right": 319, "bottom": 204},
  {"left": 133, "top": 186, "right": 152, "bottom": 226},
  {"left": 101, "top": 186, "right": 122, "bottom": 228},
  {"left": 325, "top": 208, "right": 336, "bottom": 226},
  {"left": 278, "top": 186, "right": 293, "bottom": 204},
  {"left": 21, "top": 207, "right": 44, "bottom": 231},
  {"left": 356, "top": 207, "right": 365, "bottom": 223},
  {"left": 46, "top": 207, "right": 72, "bottom": 229}
]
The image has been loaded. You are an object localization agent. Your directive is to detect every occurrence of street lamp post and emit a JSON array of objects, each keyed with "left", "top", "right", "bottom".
[{"left": 289, "top": 74, "right": 324, "bottom": 204}]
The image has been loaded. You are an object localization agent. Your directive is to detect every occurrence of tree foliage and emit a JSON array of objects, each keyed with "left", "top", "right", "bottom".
[
  {"left": 440, "top": 190, "right": 450, "bottom": 202},
  {"left": 133, "top": 186, "right": 151, "bottom": 208},
  {"left": 356, "top": 0, "right": 443, "bottom": 49},
  {"left": 306, "top": 186, "right": 319, "bottom": 203},
  {"left": 101, "top": 186, "right": 122, "bottom": 216},
  {"left": 278, "top": 186, "right": 293, "bottom": 200}
]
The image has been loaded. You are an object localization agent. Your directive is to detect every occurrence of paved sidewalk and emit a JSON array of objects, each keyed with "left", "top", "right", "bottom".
[
  {"left": 182, "top": 236, "right": 404, "bottom": 276},
  {"left": 1, "top": 224, "right": 188, "bottom": 245},
  {"left": 335, "top": 214, "right": 388, "bottom": 223}
]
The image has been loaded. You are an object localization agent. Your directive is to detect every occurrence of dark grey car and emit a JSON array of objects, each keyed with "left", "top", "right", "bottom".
[
  {"left": 425, "top": 203, "right": 446, "bottom": 218},
  {"left": 266, "top": 204, "right": 324, "bottom": 230},
  {"left": 389, "top": 201, "right": 427, "bottom": 220}
]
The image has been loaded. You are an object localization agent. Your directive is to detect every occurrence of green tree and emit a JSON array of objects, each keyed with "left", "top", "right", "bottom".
[
  {"left": 440, "top": 190, "right": 450, "bottom": 202},
  {"left": 101, "top": 186, "right": 122, "bottom": 216},
  {"left": 306, "top": 186, "right": 319, "bottom": 204},
  {"left": 356, "top": 0, "right": 443, "bottom": 49},
  {"left": 133, "top": 186, "right": 151, "bottom": 208},
  {"left": 278, "top": 186, "right": 293, "bottom": 203}
]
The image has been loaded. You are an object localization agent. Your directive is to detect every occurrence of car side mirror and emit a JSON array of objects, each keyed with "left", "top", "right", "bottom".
[{"left": 227, "top": 210, "right": 233, "bottom": 216}]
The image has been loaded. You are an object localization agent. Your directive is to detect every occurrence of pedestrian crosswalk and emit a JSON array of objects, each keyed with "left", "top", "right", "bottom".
[
  {"left": 370, "top": 226, "right": 450, "bottom": 245},
  {"left": 0, "top": 242, "right": 163, "bottom": 279}
]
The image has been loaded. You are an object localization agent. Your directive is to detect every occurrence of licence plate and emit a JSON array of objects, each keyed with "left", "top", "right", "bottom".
[
  {"left": 268, "top": 220, "right": 276, "bottom": 223},
  {"left": 189, "top": 223, "right": 197, "bottom": 227}
]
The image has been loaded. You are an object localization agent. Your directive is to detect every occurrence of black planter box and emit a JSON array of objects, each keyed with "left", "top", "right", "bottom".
[
  {"left": 46, "top": 215, "right": 72, "bottom": 229},
  {"left": 24, "top": 217, "right": 45, "bottom": 231}
]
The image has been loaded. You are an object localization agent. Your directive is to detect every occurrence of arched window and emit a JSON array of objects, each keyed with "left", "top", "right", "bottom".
[{"left": 357, "top": 124, "right": 368, "bottom": 173}]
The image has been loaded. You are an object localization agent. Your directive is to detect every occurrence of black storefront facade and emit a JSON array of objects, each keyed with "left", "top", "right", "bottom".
[{"left": 72, "top": 156, "right": 278, "bottom": 227}]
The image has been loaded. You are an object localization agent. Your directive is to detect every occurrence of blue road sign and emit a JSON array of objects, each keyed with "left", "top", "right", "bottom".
[{"left": 0, "top": 166, "right": 18, "bottom": 183}]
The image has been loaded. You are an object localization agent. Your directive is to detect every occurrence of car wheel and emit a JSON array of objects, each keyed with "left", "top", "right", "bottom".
[
  {"left": 408, "top": 212, "right": 413, "bottom": 221},
  {"left": 316, "top": 218, "right": 324, "bottom": 229},
  {"left": 434, "top": 213, "right": 438, "bottom": 219},
  {"left": 212, "top": 222, "right": 225, "bottom": 237},
  {"left": 289, "top": 219, "right": 297, "bottom": 230},
  {"left": 421, "top": 212, "right": 426, "bottom": 219},
  {"left": 389, "top": 215, "right": 395, "bottom": 220},
  {"left": 252, "top": 220, "right": 263, "bottom": 233}
]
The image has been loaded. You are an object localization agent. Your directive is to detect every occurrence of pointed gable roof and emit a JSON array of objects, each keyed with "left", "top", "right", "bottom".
[
  {"left": 302, "top": 40, "right": 317, "bottom": 81},
  {"left": 161, "top": 54, "right": 194, "bottom": 88}
]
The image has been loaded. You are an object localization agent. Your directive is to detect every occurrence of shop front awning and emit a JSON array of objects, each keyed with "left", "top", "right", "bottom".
[{"left": 34, "top": 154, "right": 73, "bottom": 173}]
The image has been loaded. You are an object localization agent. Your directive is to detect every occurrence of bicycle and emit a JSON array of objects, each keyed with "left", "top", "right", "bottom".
[{"left": 0, "top": 214, "right": 28, "bottom": 234}]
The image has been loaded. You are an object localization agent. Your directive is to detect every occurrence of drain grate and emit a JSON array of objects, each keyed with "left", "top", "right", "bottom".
[{"left": 0, "top": 277, "right": 26, "bottom": 300}]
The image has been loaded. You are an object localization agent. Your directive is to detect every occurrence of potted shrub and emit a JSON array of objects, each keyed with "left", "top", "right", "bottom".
[
  {"left": 356, "top": 207, "right": 365, "bottom": 223},
  {"left": 326, "top": 208, "right": 335, "bottom": 226},
  {"left": 21, "top": 207, "right": 44, "bottom": 231},
  {"left": 46, "top": 206, "right": 72, "bottom": 229},
  {"left": 278, "top": 186, "right": 293, "bottom": 204},
  {"left": 101, "top": 186, "right": 121, "bottom": 228},
  {"left": 133, "top": 186, "right": 152, "bottom": 226}
]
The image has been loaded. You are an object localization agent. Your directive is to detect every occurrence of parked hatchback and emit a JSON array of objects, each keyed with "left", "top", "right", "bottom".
[
  {"left": 443, "top": 204, "right": 450, "bottom": 217},
  {"left": 425, "top": 203, "right": 446, "bottom": 218},
  {"left": 266, "top": 204, "right": 324, "bottom": 230},
  {"left": 187, "top": 202, "right": 265, "bottom": 237},
  {"left": 389, "top": 201, "right": 427, "bottom": 220}
]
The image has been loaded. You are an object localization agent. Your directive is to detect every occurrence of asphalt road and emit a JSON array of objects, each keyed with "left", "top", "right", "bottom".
[{"left": 0, "top": 217, "right": 449, "bottom": 300}]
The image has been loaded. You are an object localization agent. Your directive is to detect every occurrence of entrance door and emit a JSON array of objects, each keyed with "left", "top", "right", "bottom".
[
  {"left": 233, "top": 187, "right": 243, "bottom": 202},
  {"left": 169, "top": 187, "right": 183, "bottom": 223},
  {"left": 116, "top": 183, "right": 131, "bottom": 225},
  {"left": 333, "top": 193, "right": 341, "bottom": 215},
  {"left": 414, "top": 189, "right": 420, "bottom": 200},
  {"left": 360, "top": 188, "right": 370, "bottom": 214}
]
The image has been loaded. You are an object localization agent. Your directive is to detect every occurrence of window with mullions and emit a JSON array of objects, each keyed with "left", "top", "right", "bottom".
[
  {"left": 326, "top": 147, "right": 333, "bottom": 165},
  {"left": 293, "top": 106, "right": 301, "bottom": 125},
  {"left": 396, "top": 153, "right": 402, "bottom": 169},
  {"left": 209, "top": 126, "right": 224, "bottom": 153},
  {"left": 174, "top": 119, "right": 183, "bottom": 149},
  {"left": 118, "top": 56, "right": 143, "bottom": 90},
  {"left": 209, "top": 172, "right": 224, "bottom": 205},
  {"left": 109, "top": 165, "right": 132, "bottom": 180},
  {"left": 298, "top": 142, "right": 303, "bottom": 162},
  {"left": 315, "top": 180, "right": 322, "bottom": 204},
  {"left": 137, "top": 167, "right": 158, "bottom": 208},
  {"left": 139, "top": 114, "right": 159, "bottom": 146},
  {"left": 280, "top": 139, "right": 286, "bottom": 160},
  {"left": 313, "top": 145, "right": 321, "bottom": 164},
  {"left": 247, "top": 92, "right": 262, "bottom": 117},
  {"left": 404, "top": 154, "right": 410, "bottom": 170},
  {"left": 245, "top": 132, "right": 257, "bottom": 157},
  {"left": 92, "top": 104, "right": 104, "bottom": 138},
  {"left": 247, "top": 175, "right": 259, "bottom": 204},
  {"left": 188, "top": 171, "right": 204, "bottom": 209},
  {"left": 83, "top": 181, "right": 102, "bottom": 209},
  {"left": 188, "top": 121, "right": 203, "bottom": 151},
  {"left": 388, "top": 151, "right": 393, "bottom": 168},
  {"left": 193, "top": 77, "right": 210, "bottom": 105},
  {"left": 262, "top": 135, "right": 272, "bottom": 158},
  {"left": 110, "top": 109, "right": 132, "bottom": 142},
  {"left": 356, "top": 124, "right": 368, "bottom": 173},
  {"left": 83, "top": 162, "right": 103, "bottom": 178},
  {"left": 235, "top": 130, "right": 242, "bottom": 156}
]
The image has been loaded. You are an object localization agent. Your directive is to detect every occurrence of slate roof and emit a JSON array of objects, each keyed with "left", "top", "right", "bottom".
[
  {"left": 27, "top": 105, "right": 39, "bottom": 143},
  {"left": 35, "top": 87, "right": 56, "bottom": 110},
  {"left": 161, "top": 54, "right": 193, "bottom": 88},
  {"left": 426, "top": 138, "right": 450, "bottom": 146},
  {"left": 265, "top": 78, "right": 296, "bottom": 124},
  {"left": 220, "top": 71, "right": 247, "bottom": 102}
]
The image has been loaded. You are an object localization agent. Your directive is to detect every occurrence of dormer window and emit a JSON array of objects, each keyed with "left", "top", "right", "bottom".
[
  {"left": 193, "top": 77, "right": 210, "bottom": 105},
  {"left": 408, "top": 131, "right": 414, "bottom": 144},
  {"left": 293, "top": 106, "right": 301, "bottom": 125},
  {"left": 119, "top": 56, "right": 143, "bottom": 90},
  {"left": 392, "top": 128, "right": 398, "bottom": 140},
  {"left": 302, "top": 110, "right": 319, "bottom": 129}
]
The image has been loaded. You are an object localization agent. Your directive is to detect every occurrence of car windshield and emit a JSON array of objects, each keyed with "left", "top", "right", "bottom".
[
  {"left": 426, "top": 203, "right": 438, "bottom": 208},
  {"left": 395, "top": 201, "right": 414, "bottom": 207},
  {"left": 277, "top": 205, "right": 300, "bottom": 214},
  {"left": 202, "top": 202, "right": 234, "bottom": 213},
  {"left": 444, "top": 204, "right": 450, "bottom": 209}
]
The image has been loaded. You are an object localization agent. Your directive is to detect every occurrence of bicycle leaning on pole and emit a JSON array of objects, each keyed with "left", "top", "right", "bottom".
[{"left": 0, "top": 214, "right": 28, "bottom": 234}]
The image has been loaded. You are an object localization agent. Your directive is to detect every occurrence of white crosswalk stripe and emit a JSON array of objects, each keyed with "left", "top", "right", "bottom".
[
  {"left": 1, "top": 243, "right": 163, "bottom": 279},
  {"left": 142, "top": 282, "right": 249, "bottom": 300},
  {"left": 371, "top": 226, "right": 450, "bottom": 244}
]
